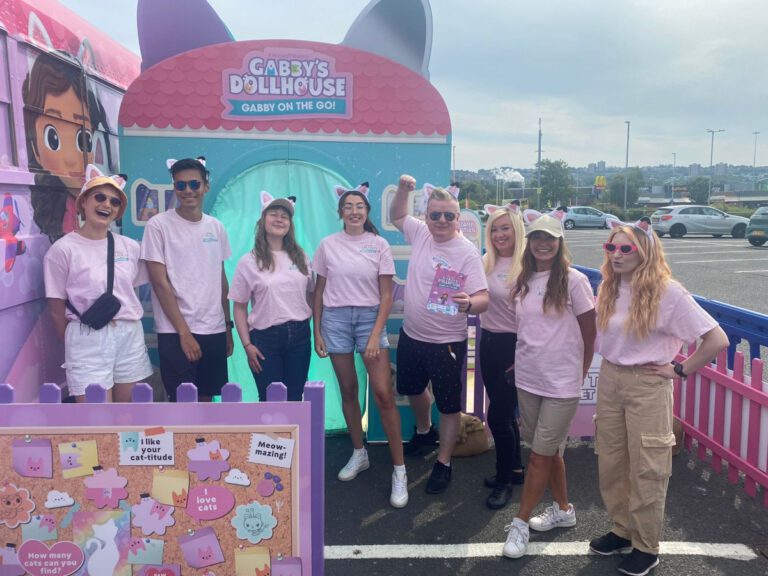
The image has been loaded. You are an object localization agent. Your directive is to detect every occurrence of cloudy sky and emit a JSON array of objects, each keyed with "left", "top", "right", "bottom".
[{"left": 58, "top": 0, "right": 768, "bottom": 171}]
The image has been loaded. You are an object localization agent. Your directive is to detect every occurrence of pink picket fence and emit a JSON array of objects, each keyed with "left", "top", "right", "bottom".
[{"left": 674, "top": 345, "right": 768, "bottom": 508}]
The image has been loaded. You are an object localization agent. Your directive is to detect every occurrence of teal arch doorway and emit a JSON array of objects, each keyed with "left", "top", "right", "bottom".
[{"left": 211, "top": 159, "right": 366, "bottom": 431}]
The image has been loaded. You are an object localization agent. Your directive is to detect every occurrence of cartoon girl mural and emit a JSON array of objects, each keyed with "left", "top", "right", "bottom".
[{"left": 22, "top": 51, "right": 115, "bottom": 242}]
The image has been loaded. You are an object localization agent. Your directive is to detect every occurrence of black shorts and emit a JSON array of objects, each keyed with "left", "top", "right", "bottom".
[
  {"left": 157, "top": 332, "right": 228, "bottom": 401},
  {"left": 396, "top": 328, "right": 467, "bottom": 414}
]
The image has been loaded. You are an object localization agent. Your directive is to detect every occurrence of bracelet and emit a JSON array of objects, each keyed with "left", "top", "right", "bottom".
[
  {"left": 466, "top": 300, "right": 473, "bottom": 314},
  {"left": 245, "top": 343, "right": 255, "bottom": 351},
  {"left": 226, "top": 320, "right": 234, "bottom": 329}
]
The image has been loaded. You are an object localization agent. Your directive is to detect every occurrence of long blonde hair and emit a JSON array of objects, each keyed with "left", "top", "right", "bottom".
[
  {"left": 252, "top": 206, "right": 309, "bottom": 275},
  {"left": 596, "top": 225, "right": 672, "bottom": 339},
  {"left": 483, "top": 209, "right": 525, "bottom": 284},
  {"left": 515, "top": 235, "right": 572, "bottom": 313}
]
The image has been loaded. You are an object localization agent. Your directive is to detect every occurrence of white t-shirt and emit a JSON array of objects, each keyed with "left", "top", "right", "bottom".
[
  {"left": 140, "top": 210, "right": 231, "bottom": 334},
  {"left": 597, "top": 280, "right": 718, "bottom": 366},
  {"left": 480, "top": 256, "right": 517, "bottom": 333},
  {"left": 229, "top": 251, "right": 313, "bottom": 331},
  {"left": 402, "top": 216, "right": 487, "bottom": 344},
  {"left": 313, "top": 231, "right": 395, "bottom": 308},
  {"left": 44, "top": 232, "right": 146, "bottom": 322},
  {"left": 514, "top": 268, "right": 595, "bottom": 399}
]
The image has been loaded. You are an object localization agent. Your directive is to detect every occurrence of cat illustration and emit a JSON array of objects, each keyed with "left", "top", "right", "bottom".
[
  {"left": 26, "top": 457, "right": 43, "bottom": 475},
  {"left": 121, "top": 432, "right": 139, "bottom": 452},
  {"left": 60, "top": 452, "right": 81, "bottom": 470},
  {"left": 149, "top": 500, "right": 171, "bottom": 519},
  {"left": 128, "top": 537, "right": 146, "bottom": 556},
  {"left": 243, "top": 509, "right": 265, "bottom": 536},
  {"left": 255, "top": 566, "right": 270, "bottom": 576},
  {"left": 208, "top": 449, "right": 222, "bottom": 461},
  {"left": 198, "top": 546, "right": 214, "bottom": 563},
  {"left": 171, "top": 488, "right": 188, "bottom": 507},
  {"left": 38, "top": 515, "right": 56, "bottom": 532},
  {"left": 85, "top": 518, "right": 119, "bottom": 575}
]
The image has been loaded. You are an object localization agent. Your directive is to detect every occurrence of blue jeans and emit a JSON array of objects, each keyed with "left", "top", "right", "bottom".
[{"left": 249, "top": 319, "right": 311, "bottom": 402}]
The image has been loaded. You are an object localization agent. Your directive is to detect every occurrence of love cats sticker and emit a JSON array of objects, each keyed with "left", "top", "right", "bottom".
[{"left": 17, "top": 540, "right": 84, "bottom": 576}]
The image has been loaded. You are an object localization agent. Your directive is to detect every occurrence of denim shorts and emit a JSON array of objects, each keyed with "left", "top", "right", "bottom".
[{"left": 321, "top": 305, "right": 389, "bottom": 354}]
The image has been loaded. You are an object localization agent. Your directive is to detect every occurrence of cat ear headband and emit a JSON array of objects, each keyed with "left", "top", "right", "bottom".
[
  {"left": 78, "top": 164, "right": 128, "bottom": 218},
  {"left": 334, "top": 181, "right": 370, "bottom": 201},
  {"left": 484, "top": 202, "right": 521, "bottom": 216},
  {"left": 523, "top": 208, "right": 565, "bottom": 224},
  {"left": 606, "top": 216, "right": 655, "bottom": 243},
  {"left": 260, "top": 191, "right": 296, "bottom": 216},
  {"left": 166, "top": 156, "right": 207, "bottom": 170},
  {"left": 421, "top": 182, "right": 460, "bottom": 212}
]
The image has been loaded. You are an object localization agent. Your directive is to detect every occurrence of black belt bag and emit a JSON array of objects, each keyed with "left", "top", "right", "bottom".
[{"left": 66, "top": 232, "right": 122, "bottom": 330}]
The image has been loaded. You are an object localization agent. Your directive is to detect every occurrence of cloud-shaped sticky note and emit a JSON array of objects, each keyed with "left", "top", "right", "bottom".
[
  {"left": 45, "top": 490, "right": 74, "bottom": 509},
  {"left": 224, "top": 468, "right": 250, "bottom": 487}
]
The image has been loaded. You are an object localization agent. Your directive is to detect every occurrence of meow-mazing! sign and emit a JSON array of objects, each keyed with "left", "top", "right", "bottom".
[{"left": 222, "top": 48, "right": 353, "bottom": 120}]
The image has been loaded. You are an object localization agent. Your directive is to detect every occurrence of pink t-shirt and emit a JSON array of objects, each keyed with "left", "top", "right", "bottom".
[
  {"left": 402, "top": 216, "right": 487, "bottom": 343},
  {"left": 229, "top": 251, "right": 313, "bottom": 330},
  {"left": 597, "top": 280, "right": 718, "bottom": 366},
  {"left": 140, "top": 210, "right": 231, "bottom": 334},
  {"left": 313, "top": 231, "right": 395, "bottom": 308},
  {"left": 44, "top": 232, "right": 146, "bottom": 322},
  {"left": 480, "top": 256, "right": 517, "bottom": 333},
  {"left": 514, "top": 268, "right": 595, "bottom": 399}
]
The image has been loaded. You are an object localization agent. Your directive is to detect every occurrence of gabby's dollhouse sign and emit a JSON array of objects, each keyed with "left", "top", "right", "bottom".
[{"left": 223, "top": 48, "right": 353, "bottom": 120}]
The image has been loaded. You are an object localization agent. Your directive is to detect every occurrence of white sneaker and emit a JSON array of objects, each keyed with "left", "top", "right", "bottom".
[
  {"left": 502, "top": 518, "right": 530, "bottom": 559},
  {"left": 390, "top": 472, "right": 409, "bottom": 508},
  {"left": 529, "top": 502, "right": 577, "bottom": 532},
  {"left": 337, "top": 450, "right": 370, "bottom": 481}
]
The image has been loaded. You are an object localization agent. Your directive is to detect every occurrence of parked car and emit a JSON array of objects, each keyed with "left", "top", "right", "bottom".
[
  {"left": 562, "top": 206, "right": 618, "bottom": 229},
  {"left": 650, "top": 205, "right": 750, "bottom": 238},
  {"left": 746, "top": 206, "right": 768, "bottom": 246}
]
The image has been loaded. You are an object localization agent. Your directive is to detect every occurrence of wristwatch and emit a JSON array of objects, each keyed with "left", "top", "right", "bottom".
[
  {"left": 672, "top": 361, "right": 687, "bottom": 378},
  {"left": 226, "top": 320, "right": 234, "bottom": 329}
]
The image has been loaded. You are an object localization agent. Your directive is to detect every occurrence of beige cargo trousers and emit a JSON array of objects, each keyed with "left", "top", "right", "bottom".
[{"left": 595, "top": 359, "right": 677, "bottom": 555}]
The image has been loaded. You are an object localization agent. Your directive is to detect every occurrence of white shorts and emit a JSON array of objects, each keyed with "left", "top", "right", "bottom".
[{"left": 64, "top": 320, "right": 153, "bottom": 396}]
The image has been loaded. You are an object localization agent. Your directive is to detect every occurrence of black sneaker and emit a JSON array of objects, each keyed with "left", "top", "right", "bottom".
[
  {"left": 485, "top": 483, "right": 513, "bottom": 510},
  {"left": 589, "top": 532, "right": 633, "bottom": 556},
  {"left": 404, "top": 425, "right": 439, "bottom": 457},
  {"left": 425, "top": 461, "right": 452, "bottom": 494},
  {"left": 617, "top": 549, "right": 659, "bottom": 576},
  {"left": 484, "top": 468, "right": 525, "bottom": 488}
]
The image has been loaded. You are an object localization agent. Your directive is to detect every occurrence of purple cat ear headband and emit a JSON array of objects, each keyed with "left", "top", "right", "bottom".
[
  {"left": 334, "top": 182, "right": 370, "bottom": 202},
  {"left": 606, "top": 217, "right": 656, "bottom": 244},
  {"left": 420, "top": 182, "right": 460, "bottom": 212},
  {"left": 484, "top": 202, "right": 521, "bottom": 216}
]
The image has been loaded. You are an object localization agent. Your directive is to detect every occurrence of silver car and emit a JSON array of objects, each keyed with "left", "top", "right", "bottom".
[
  {"left": 651, "top": 205, "right": 750, "bottom": 238},
  {"left": 562, "top": 206, "right": 617, "bottom": 230}
]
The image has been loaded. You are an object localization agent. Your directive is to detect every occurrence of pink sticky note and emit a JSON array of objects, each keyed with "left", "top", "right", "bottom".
[
  {"left": 178, "top": 527, "right": 224, "bottom": 569},
  {"left": 17, "top": 540, "right": 84, "bottom": 576},
  {"left": 185, "top": 486, "right": 235, "bottom": 521}
]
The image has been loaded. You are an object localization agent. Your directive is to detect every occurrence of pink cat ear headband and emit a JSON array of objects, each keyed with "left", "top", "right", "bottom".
[
  {"left": 421, "top": 182, "right": 460, "bottom": 212},
  {"left": 334, "top": 182, "right": 370, "bottom": 202},
  {"left": 78, "top": 164, "right": 128, "bottom": 218},
  {"left": 523, "top": 208, "right": 565, "bottom": 224},
  {"left": 484, "top": 202, "right": 521, "bottom": 216},
  {"left": 606, "top": 217, "right": 656, "bottom": 244},
  {"left": 260, "top": 191, "right": 296, "bottom": 217},
  {"left": 166, "top": 156, "right": 207, "bottom": 170}
]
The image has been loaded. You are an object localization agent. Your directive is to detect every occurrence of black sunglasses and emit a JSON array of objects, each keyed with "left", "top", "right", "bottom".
[
  {"left": 92, "top": 192, "right": 122, "bottom": 207},
  {"left": 428, "top": 211, "right": 457, "bottom": 222},
  {"left": 174, "top": 179, "right": 203, "bottom": 191}
]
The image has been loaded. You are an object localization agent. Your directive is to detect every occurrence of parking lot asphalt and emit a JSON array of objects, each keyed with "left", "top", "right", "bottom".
[
  {"left": 565, "top": 228, "right": 768, "bottom": 315},
  {"left": 324, "top": 436, "right": 768, "bottom": 576}
]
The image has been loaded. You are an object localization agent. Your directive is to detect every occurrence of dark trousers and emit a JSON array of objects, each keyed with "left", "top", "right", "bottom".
[
  {"left": 250, "top": 319, "right": 311, "bottom": 402},
  {"left": 479, "top": 328, "right": 522, "bottom": 483},
  {"left": 157, "top": 332, "right": 228, "bottom": 401}
]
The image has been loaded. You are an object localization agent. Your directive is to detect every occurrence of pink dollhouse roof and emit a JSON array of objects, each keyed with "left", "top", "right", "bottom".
[
  {"left": 1, "top": 0, "right": 140, "bottom": 89},
  {"left": 119, "top": 40, "right": 451, "bottom": 140}
]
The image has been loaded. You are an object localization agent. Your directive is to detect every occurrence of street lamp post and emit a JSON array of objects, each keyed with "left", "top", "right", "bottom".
[
  {"left": 706, "top": 128, "right": 725, "bottom": 204},
  {"left": 753, "top": 131, "right": 760, "bottom": 170},
  {"left": 671, "top": 152, "right": 676, "bottom": 201},
  {"left": 623, "top": 121, "right": 630, "bottom": 213}
]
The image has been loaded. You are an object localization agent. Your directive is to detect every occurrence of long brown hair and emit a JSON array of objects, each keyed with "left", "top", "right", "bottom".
[
  {"left": 252, "top": 206, "right": 309, "bottom": 275},
  {"left": 515, "top": 235, "right": 572, "bottom": 313},
  {"left": 596, "top": 225, "right": 672, "bottom": 339}
]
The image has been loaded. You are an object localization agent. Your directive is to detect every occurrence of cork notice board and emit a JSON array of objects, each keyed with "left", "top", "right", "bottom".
[{"left": 0, "top": 424, "right": 302, "bottom": 575}]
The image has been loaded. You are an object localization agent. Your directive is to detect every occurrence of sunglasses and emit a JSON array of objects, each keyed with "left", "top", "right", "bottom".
[
  {"left": 174, "top": 179, "right": 203, "bottom": 192},
  {"left": 428, "top": 211, "right": 458, "bottom": 222},
  {"left": 604, "top": 242, "right": 639, "bottom": 254},
  {"left": 91, "top": 192, "right": 122, "bottom": 208}
]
